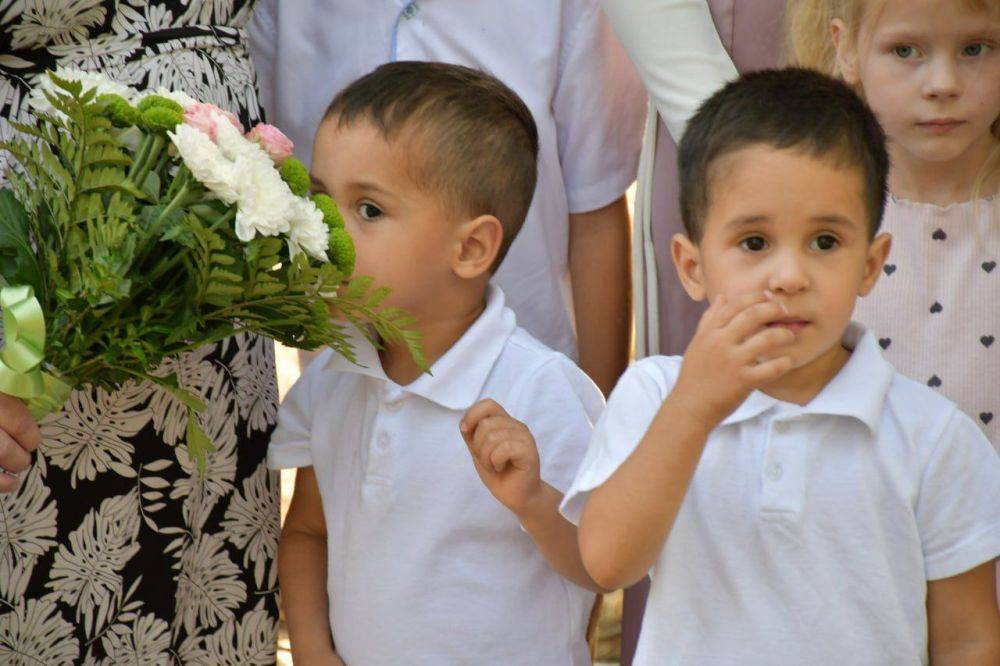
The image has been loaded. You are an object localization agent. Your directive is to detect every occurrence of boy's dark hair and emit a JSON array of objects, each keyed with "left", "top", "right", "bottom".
[
  {"left": 325, "top": 61, "right": 539, "bottom": 270},
  {"left": 678, "top": 67, "right": 888, "bottom": 242}
]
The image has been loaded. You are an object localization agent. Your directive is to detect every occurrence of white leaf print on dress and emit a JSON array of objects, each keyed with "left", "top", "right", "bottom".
[
  {"left": 8, "top": 0, "right": 106, "bottom": 50},
  {"left": 170, "top": 382, "right": 238, "bottom": 534},
  {"left": 0, "top": 465, "right": 58, "bottom": 601},
  {"left": 45, "top": 492, "right": 141, "bottom": 638},
  {"left": 193, "top": 608, "right": 276, "bottom": 666},
  {"left": 173, "top": 533, "right": 246, "bottom": 635},
  {"left": 150, "top": 344, "right": 226, "bottom": 446},
  {"left": 0, "top": 597, "right": 80, "bottom": 665},
  {"left": 41, "top": 382, "right": 150, "bottom": 488},
  {"left": 220, "top": 462, "right": 280, "bottom": 589},
  {"left": 97, "top": 612, "right": 171, "bottom": 666},
  {"left": 229, "top": 333, "right": 278, "bottom": 435}
]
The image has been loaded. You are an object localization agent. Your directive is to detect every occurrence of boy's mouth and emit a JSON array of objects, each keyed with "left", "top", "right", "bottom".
[
  {"left": 916, "top": 118, "right": 965, "bottom": 134},
  {"left": 766, "top": 318, "right": 809, "bottom": 334}
]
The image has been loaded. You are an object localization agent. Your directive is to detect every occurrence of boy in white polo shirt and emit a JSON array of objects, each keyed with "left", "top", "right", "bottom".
[
  {"left": 563, "top": 68, "right": 1000, "bottom": 665},
  {"left": 269, "top": 62, "right": 605, "bottom": 665}
]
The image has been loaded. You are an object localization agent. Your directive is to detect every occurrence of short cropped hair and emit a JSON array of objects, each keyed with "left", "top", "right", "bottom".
[
  {"left": 678, "top": 67, "right": 888, "bottom": 243},
  {"left": 325, "top": 61, "right": 539, "bottom": 269}
]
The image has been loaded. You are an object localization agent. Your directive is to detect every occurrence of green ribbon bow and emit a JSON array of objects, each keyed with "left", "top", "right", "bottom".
[{"left": 0, "top": 285, "right": 71, "bottom": 418}]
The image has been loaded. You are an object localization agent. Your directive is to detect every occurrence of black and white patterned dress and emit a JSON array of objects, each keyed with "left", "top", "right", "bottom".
[{"left": 0, "top": 2, "right": 280, "bottom": 663}]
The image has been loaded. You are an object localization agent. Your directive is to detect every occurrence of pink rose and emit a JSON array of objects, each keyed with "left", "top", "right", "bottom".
[
  {"left": 246, "top": 123, "right": 294, "bottom": 164},
  {"left": 183, "top": 102, "right": 244, "bottom": 142}
]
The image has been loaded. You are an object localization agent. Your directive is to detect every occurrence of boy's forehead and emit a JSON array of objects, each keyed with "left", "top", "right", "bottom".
[
  {"left": 704, "top": 144, "right": 870, "bottom": 231},
  {"left": 313, "top": 118, "right": 419, "bottom": 186}
]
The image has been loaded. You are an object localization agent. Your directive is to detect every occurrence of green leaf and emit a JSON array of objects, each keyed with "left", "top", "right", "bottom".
[
  {"left": 185, "top": 412, "right": 216, "bottom": 475},
  {"left": 0, "top": 189, "right": 45, "bottom": 300}
]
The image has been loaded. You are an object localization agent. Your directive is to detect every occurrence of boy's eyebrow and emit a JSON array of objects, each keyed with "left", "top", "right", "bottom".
[
  {"left": 724, "top": 215, "right": 770, "bottom": 231},
  {"left": 309, "top": 173, "right": 328, "bottom": 191},
  {"left": 724, "top": 214, "right": 859, "bottom": 230}
]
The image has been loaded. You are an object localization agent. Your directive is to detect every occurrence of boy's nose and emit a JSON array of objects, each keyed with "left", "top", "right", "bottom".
[
  {"left": 921, "top": 57, "right": 962, "bottom": 101},
  {"left": 767, "top": 253, "right": 809, "bottom": 295}
]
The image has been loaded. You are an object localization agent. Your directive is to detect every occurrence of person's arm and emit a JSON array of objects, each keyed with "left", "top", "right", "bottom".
[
  {"left": 927, "top": 561, "right": 1000, "bottom": 664},
  {"left": 600, "top": 0, "right": 738, "bottom": 141},
  {"left": 279, "top": 466, "right": 345, "bottom": 665},
  {"left": 578, "top": 293, "right": 794, "bottom": 589},
  {"left": 460, "top": 400, "right": 608, "bottom": 593},
  {"left": 569, "top": 196, "right": 631, "bottom": 396},
  {"left": 0, "top": 393, "right": 41, "bottom": 492}
]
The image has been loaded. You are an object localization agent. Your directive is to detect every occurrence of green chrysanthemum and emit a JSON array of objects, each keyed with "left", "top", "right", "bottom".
[
  {"left": 279, "top": 157, "right": 310, "bottom": 196},
  {"left": 140, "top": 106, "right": 184, "bottom": 132},
  {"left": 98, "top": 94, "right": 140, "bottom": 127},
  {"left": 311, "top": 193, "right": 344, "bottom": 229},
  {"left": 329, "top": 228, "right": 356, "bottom": 276},
  {"left": 136, "top": 94, "right": 184, "bottom": 115}
]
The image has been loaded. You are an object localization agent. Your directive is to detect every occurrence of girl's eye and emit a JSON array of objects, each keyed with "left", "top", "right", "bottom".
[
  {"left": 358, "top": 202, "right": 383, "bottom": 220},
  {"left": 810, "top": 234, "right": 839, "bottom": 252},
  {"left": 892, "top": 45, "right": 919, "bottom": 59},
  {"left": 962, "top": 43, "right": 991, "bottom": 57},
  {"left": 739, "top": 236, "right": 768, "bottom": 252}
]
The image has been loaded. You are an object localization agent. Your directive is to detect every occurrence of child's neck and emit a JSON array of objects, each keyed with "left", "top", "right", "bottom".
[
  {"left": 760, "top": 343, "right": 852, "bottom": 407},
  {"left": 379, "top": 297, "right": 486, "bottom": 386},
  {"left": 888, "top": 134, "right": 998, "bottom": 207}
]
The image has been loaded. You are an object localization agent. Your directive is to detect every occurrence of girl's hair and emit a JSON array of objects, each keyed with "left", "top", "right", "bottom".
[{"left": 784, "top": 0, "right": 1000, "bottom": 201}]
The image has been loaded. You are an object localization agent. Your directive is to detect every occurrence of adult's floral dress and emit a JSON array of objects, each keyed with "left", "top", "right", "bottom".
[{"left": 0, "top": 2, "right": 283, "bottom": 663}]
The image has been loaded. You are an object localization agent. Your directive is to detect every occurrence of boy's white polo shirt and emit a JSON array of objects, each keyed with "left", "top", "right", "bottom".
[
  {"left": 562, "top": 323, "right": 1000, "bottom": 665},
  {"left": 269, "top": 286, "right": 603, "bottom": 666}
]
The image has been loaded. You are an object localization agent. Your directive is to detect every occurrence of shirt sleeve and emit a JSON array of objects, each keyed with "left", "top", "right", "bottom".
[
  {"left": 267, "top": 360, "right": 316, "bottom": 470},
  {"left": 600, "top": 0, "right": 738, "bottom": 142},
  {"left": 553, "top": 0, "right": 647, "bottom": 214},
  {"left": 560, "top": 357, "right": 676, "bottom": 524},
  {"left": 511, "top": 356, "right": 606, "bottom": 496},
  {"left": 248, "top": 0, "right": 277, "bottom": 123},
  {"left": 916, "top": 408, "right": 1000, "bottom": 580}
]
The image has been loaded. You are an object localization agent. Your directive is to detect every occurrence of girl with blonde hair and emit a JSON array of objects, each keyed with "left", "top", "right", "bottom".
[{"left": 787, "top": 0, "right": 1000, "bottom": 447}]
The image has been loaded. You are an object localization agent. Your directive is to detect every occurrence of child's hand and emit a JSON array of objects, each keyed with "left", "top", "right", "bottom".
[
  {"left": 673, "top": 292, "right": 795, "bottom": 425},
  {"left": 460, "top": 399, "right": 543, "bottom": 518}
]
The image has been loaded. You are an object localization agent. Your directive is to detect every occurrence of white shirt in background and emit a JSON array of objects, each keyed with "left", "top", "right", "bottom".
[
  {"left": 249, "top": 0, "right": 646, "bottom": 358},
  {"left": 562, "top": 324, "right": 1000, "bottom": 665},
  {"left": 269, "top": 286, "right": 605, "bottom": 666}
]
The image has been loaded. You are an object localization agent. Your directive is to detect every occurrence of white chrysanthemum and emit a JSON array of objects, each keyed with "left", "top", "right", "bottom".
[
  {"left": 287, "top": 197, "right": 330, "bottom": 261},
  {"left": 168, "top": 123, "right": 241, "bottom": 203},
  {"left": 27, "top": 67, "right": 135, "bottom": 117},
  {"left": 233, "top": 164, "right": 295, "bottom": 241}
]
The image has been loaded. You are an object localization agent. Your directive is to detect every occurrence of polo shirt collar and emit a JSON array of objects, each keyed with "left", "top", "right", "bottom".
[
  {"left": 324, "top": 285, "right": 516, "bottom": 410},
  {"left": 720, "top": 323, "right": 894, "bottom": 433}
]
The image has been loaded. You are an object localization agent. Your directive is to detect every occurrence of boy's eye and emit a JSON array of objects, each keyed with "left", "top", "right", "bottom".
[
  {"left": 892, "top": 45, "right": 919, "bottom": 59},
  {"left": 739, "top": 236, "right": 768, "bottom": 252},
  {"left": 810, "top": 234, "right": 839, "bottom": 252},
  {"left": 358, "top": 202, "right": 383, "bottom": 220},
  {"left": 962, "top": 43, "right": 991, "bottom": 57}
]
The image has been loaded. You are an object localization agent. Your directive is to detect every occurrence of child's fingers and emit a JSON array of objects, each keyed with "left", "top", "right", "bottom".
[
  {"left": 488, "top": 442, "right": 516, "bottom": 473},
  {"left": 740, "top": 325, "right": 795, "bottom": 361},
  {"left": 709, "top": 292, "right": 769, "bottom": 330},
  {"left": 459, "top": 399, "right": 510, "bottom": 439},
  {"left": 476, "top": 431, "right": 522, "bottom": 472},
  {"left": 743, "top": 355, "right": 794, "bottom": 386},
  {"left": 726, "top": 300, "right": 786, "bottom": 343}
]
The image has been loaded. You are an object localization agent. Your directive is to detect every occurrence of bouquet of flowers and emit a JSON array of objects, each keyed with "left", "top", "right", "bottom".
[{"left": 0, "top": 69, "right": 423, "bottom": 467}]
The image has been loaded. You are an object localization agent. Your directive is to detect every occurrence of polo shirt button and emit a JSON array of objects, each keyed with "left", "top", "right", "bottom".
[
  {"left": 403, "top": 2, "right": 419, "bottom": 18},
  {"left": 377, "top": 432, "right": 391, "bottom": 449},
  {"left": 767, "top": 462, "right": 784, "bottom": 481},
  {"left": 383, "top": 399, "right": 402, "bottom": 413}
]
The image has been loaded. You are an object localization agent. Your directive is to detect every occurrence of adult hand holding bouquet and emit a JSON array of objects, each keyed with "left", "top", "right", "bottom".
[{"left": 0, "top": 69, "right": 423, "bottom": 468}]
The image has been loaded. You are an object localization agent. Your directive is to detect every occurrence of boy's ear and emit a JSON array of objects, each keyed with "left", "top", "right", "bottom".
[
  {"left": 858, "top": 232, "right": 892, "bottom": 297},
  {"left": 671, "top": 233, "right": 707, "bottom": 301},
  {"left": 831, "top": 19, "right": 861, "bottom": 85},
  {"left": 453, "top": 214, "right": 504, "bottom": 280}
]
